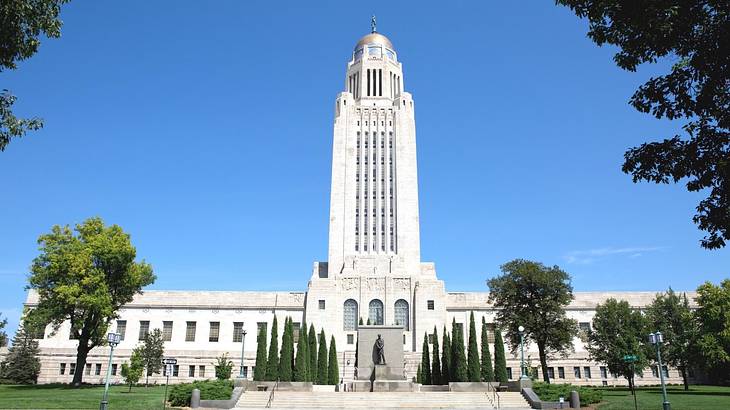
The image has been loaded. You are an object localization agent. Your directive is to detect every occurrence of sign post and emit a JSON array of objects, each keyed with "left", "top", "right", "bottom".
[
  {"left": 623, "top": 354, "right": 638, "bottom": 410},
  {"left": 162, "top": 358, "right": 177, "bottom": 410}
]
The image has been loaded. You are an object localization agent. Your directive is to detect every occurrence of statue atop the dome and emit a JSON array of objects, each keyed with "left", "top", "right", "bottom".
[{"left": 371, "top": 15, "right": 377, "bottom": 33}]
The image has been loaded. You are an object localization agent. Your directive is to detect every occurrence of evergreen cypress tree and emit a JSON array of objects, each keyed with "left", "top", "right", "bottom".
[
  {"left": 467, "top": 312, "right": 481, "bottom": 382},
  {"left": 254, "top": 325, "right": 267, "bottom": 381},
  {"left": 366, "top": 318, "right": 371, "bottom": 325},
  {"left": 279, "top": 317, "right": 293, "bottom": 381},
  {"left": 359, "top": 317, "right": 364, "bottom": 326},
  {"left": 441, "top": 330, "right": 451, "bottom": 384},
  {"left": 416, "top": 363, "right": 423, "bottom": 384},
  {"left": 317, "top": 329, "right": 328, "bottom": 384},
  {"left": 0, "top": 325, "right": 40, "bottom": 384},
  {"left": 451, "top": 318, "right": 467, "bottom": 382},
  {"left": 265, "top": 315, "right": 279, "bottom": 380},
  {"left": 327, "top": 335, "right": 339, "bottom": 385},
  {"left": 421, "top": 332, "right": 431, "bottom": 385},
  {"left": 308, "top": 324, "right": 317, "bottom": 382},
  {"left": 493, "top": 327, "right": 508, "bottom": 384},
  {"left": 480, "top": 317, "right": 494, "bottom": 382},
  {"left": 294, "top": 320, "right": 308, "bottom": 382},
  {"left": 431, "top": 326, "right": 442, "bottom": 384}
]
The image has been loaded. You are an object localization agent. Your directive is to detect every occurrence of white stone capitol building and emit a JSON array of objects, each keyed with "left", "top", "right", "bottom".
[{"left": 27, "top": 29, "right": 689, "bottom": 387}]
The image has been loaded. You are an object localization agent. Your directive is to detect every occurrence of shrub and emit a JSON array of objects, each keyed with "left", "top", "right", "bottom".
[
  {"left": 168, "top": 379, "right": 233, "bottom": 407},
  {"left": 214, "top": 353, "right": 234, "bottom": 380},
  {"left": 532, "top": 382, "right": 602, "bottom": 406}
]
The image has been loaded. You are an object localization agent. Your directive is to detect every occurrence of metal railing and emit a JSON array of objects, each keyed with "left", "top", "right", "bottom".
[
  {"left": 265, "top": 379, "right": 279, "bottom": 408},
  {"left": 486, "top": 382, "right": 501, "bottom": 409}
]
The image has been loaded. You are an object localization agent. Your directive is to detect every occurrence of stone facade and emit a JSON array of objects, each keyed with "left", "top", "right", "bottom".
[{"left": 19, "top": 30, "right": 695, "bottom": 388}]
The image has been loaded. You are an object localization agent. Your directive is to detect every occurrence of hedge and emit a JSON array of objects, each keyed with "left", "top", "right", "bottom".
[
  {"left": 167, "top": 379, "right": 233, "bottom": 407},
  {"left": 532, "top": 382, "right": 602, "bottom": 406}
]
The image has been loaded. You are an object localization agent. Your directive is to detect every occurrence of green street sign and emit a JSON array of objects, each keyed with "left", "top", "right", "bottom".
[{"left": 623, "top": 355, "right": 637, "bottom": 362}]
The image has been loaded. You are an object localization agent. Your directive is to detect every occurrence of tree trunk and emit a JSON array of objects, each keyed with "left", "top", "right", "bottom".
[
  {"left": 145, "top": 367, "right": 149, "bottom": 387},
  {"left": 128, "top": 383, "right": 132, "bottom": 392},
  {"left": 537, "top": 342, "right": 550, "bottom": 383},
  {"left": 71, "top": 341, "right": 91, "bottom": 387},
  {"left": 681, "top": 366, "right": 689, "bottom": 391}
]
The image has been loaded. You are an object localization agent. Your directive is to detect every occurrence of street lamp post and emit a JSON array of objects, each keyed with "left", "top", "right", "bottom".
[
  {"left": 518, "top": 326, "right": 528, "bottom": 380},
  {"left": 649, "top": 332, "right": 671, "bottom": 410},
  {"left": 99, "top": 332, "right": 121, "bottom": 410},
  {"left": 238, "top": 329, "right": 248, "bottom": 378}
]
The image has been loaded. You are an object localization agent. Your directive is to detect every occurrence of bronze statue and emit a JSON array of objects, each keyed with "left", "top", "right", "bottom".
[{"left": 375, "top": 334, "right": 386, "bottom": 364}]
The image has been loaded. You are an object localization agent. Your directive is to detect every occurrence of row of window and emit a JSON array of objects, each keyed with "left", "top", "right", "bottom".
[
  {"left": 339, "top": 298, "right": 410, "bottom": 331},
  {"left": 58, "top": 362, "right": 232, "bottom": 379},
  {"left": 105, "top": 321, "right": 268, "bottom": 344}
]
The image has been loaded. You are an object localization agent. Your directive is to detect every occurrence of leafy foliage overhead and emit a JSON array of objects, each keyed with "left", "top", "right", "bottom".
[{"left": 557, "top": 0, "right": 730, "bottom": 249}]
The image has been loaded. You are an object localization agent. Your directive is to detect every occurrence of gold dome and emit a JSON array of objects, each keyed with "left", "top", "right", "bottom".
[{"left": 354, "top": 32, "right": 394, "bottom": 51}]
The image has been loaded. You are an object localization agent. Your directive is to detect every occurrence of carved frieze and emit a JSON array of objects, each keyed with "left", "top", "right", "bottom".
[
  {"left": 392, "top": 277, "right": 410, "bottom": 291},
  {"left": 341, "top": 277, "right": 359, "bottom": 291},
  {"left": 366, "top": 277, "right": 384, "bottom": 292}
]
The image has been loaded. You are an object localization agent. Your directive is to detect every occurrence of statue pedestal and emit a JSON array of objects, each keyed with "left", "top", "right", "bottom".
[{"left": 374, "top": 364, "right": 389, "bottom": 380}]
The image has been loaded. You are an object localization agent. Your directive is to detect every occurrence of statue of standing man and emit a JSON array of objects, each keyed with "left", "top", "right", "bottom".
[{"left": 375, "top": 334, "right": 386, "bottom": 364}]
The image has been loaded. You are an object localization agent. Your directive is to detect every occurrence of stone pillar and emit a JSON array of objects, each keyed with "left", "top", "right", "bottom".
[
  {"left": 569, "top": 390, "right": 580, "bottom": 409},
  {"left": 191, "top": 388, "right": 200, "bottom": 408}
]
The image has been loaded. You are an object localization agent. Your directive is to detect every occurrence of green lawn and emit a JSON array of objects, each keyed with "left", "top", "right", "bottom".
[
  {"left": 0, "top": 384, "right": 174, "bottom": 410},
  {"left": 595, "top": 385, "right": 730, "bottom": 410}
]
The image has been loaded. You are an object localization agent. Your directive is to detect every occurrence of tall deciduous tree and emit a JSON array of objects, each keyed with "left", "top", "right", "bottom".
[
  {"left": 421, "top": 332, "right": 431, "bottom": 385},
  {"left": 646, "top": 289, "right": 697, "bottom": 390},
  {"left": 487, "top": 259, "right": 577, "bottom": 383},
  {"left": 588, "top": 298, "right": 649, "bottom": 389},
  {"left": 557, "top": 0, "right": 730, "bottom": 249},
  {"left": 214, "top": 353, "right": 234, "bottom": 380},
  {"left": 254, "top": 325, "right": 267, "bottom": 381},
  {"left": 27, "top": 217, "right": 155, "bottom": 386},
  {"left": 327, "top": 335, "right": 339, "bottom": 385},
  {"left": 480, "top": 317, "right": 494, "bottom": 382},
  {"left": 0, "top": 325, "right": 40, "bottom": 384},
  {"left": 0, "top": 313, "right": 7, "bottom": 347},
  {"left": 431, "top": 326, "right": 442, "bottom": 385},
  {"left": 0, "top": 0, "right": 70, "bottom": 151},
  {"left": 137, "top": 328, "right": 164, "bottom": 386},
  {"left": 451, "top": 318, "right": 467, "bottom": 382},
  {"left": 694, "top": 280, "right": 730, "bottom": 380},
  {"left": 441, "top": 328, "right": 451, "bottom": 384},
  {"left": 308, "top": 324, "right": 317, "bottom": 382},
  {"left": 467, "top": 312, "right": 481, "bottom": 382},
  {"left": 493, "top": 327, "right": 508, "bottom": 384},
  {"left": 265, "top": 315, "right": 279, "bottom": 381},
  {"left": 120, "top": 350, "right": 144, "bottom": 392},
  {"left": 317, "top": 330, "right": 328, "bottom": 384}
]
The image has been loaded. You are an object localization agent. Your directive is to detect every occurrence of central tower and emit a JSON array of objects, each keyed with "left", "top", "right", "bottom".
[
  {"left": 327, "top": 29, "right": 421, "bottom": 278},
  {"left": 306, "top": 27, "right": 446, "bottom": 361}
]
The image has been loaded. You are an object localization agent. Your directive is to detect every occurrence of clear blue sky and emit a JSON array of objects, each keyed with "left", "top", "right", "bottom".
[{"left": 1, "top": 1, "right": 727, "bottom": 337}]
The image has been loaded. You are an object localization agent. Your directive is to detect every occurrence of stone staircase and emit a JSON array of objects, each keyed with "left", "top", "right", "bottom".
[{"left": 234, "top": 390, "right": 531, "bottom": 408}]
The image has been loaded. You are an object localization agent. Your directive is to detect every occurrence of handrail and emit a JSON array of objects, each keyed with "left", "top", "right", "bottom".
[
  {"left": 486, "top": 382, "right": 501, "bottom": 409},
  {"left": 265, "top": 379, "right": 279, "bottom": 408}
]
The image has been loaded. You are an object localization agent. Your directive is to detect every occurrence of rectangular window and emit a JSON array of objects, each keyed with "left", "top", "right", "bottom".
[
  {"left": 584, "top": 366, "right": 592, "bottom": 379},
  {"left": 347, "top": 334, "right": 354, "bottom": 345},
  {"left": 138, "top": 320, "right": 150, "bottom": 340},
  {"left": 403, "top": 334, "right": 406, "bottom": 344},
  {"left": 578, "top": 322, "right": 591, "bottom": 332},
  {"left": 116, "top": 320, "right": 127, "bottom": 341},
  {"left": 574, "top": 366, "right": 581, "bottom": 379},
  {"left": 185, "top": 321, "right": 197, "bottom": 342},
  {"left": 189, "top": 365, "right": 195, "bottom": 377},
  {"left": 652, "top": 366, "right": 659, "bottom": 378},
  {"left": 173, "top": 364, "right": 179, "bottom": 377},
  {"left": 69, "top": 363, "right": 76, "bottom": 375},
  {"left": 85, "top": 363, "right": 92, "bottom": 375},
  {"left": 506, "top": 367, "right": 512, "bottom": 380},
  {"left": 209, "top": 322, "right": 220, "bottom": 342},
  {"left": 558, "top": 367, "right": 565, "bottom": 379},
  {"left": 454, "top": 323, "right": 464, "bottom": 339},
  {"left": 163, "top": 321, "right": 173, "bottom": 342},
  {"left": 60, "top": 363, "right": 66, "bottom": 375},
  {"left": 486, "top": 323, "right": 496, "bottom": 344},
  {"left": 242, "top": 366, "right": 248, "bottom": 378},
  {"left": 547, "top": 367, "right": 555, "bottom": 379},
  {"left": 428, "top": 333, "right": 435, "bottom": 344},
  {"left": 95, "top": 363, "right": 102, "bottom": 376},
  {"left": 427, "top": 300, "right": 434, "bottom": 310},
  {"left": 257, "top": 322, "right": 267, "bottom": 336},
  {"left": 600, "top": 366, "right": 608, "bottom": 379},
  {"left": 112, "top": 364, "right": 118, "bottom": 376},
  {"left": 662, "top": 366, "right": 669, "bottom": 378},
  {"left": 199, "top": 365, "right": 205, "bottom": 377},
  {"left": 319, "top": 300, "right": 326, "bottom": 310},
  {"left": 233, "top": 322, "right": 244, "bottom": 343},
  {"left": 292, "top": 322, "right": 301, "bottom": 343}
]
